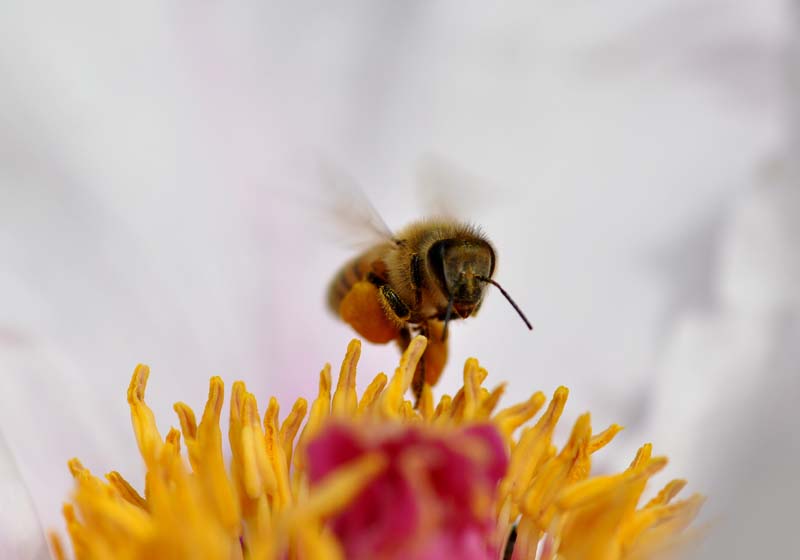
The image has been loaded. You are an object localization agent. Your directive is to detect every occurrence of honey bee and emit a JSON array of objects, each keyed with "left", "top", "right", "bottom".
[{"left": 327, "top": 216, "right": 532, "bottom": 403}]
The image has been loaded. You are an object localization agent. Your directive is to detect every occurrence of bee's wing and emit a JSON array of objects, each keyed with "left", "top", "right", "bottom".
[
  {"left": 314, "top": 160, "right": 396, "bottom": 249},
  {"left": 415, "top": 154, "right": 497, "bottom": 220}
]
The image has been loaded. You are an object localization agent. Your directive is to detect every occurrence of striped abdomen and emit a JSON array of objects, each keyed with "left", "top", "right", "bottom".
[{"left": 327, "top": 245, "right": 389, "bottom": 315}]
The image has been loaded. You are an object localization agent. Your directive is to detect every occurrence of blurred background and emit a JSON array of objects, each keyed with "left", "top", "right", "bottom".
[{"left": 1, "top": 1, "right": 797, "bottom": 558}]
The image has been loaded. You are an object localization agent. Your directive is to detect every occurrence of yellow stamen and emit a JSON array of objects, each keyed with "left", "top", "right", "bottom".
[
  {"left": 493, "top": 390, "right": 547, "bottom": 439},
  {"left": 105, "top": 471, "right": 148, "bottom": 511},
  {"left": 48, "top": 531, "right": 67, "bottom": 560},
  {"left": 356, "top": 372, "right": 387, "bottom": 416},
  {"left": 127, "top": 364, "right": 163, "bottom": 466},
  {"left": 432, "top": 393, "right": 452, "bottom": 425},
  {"left": 331, "top": 339, "right": 360, "bottom": 417},
  {"left": 379, "top": 335, "right": 426, "bottom": 418},
  {"left": 279, "top": 398, "right": 308, "bottom": 469},
  {"left": 589, "top": 423, "right": 625, "bottom": 454},
  {"left": 477, "top": 383, "right": 506, "bottom": 420},
  {"left": 293, "top": 364, "right": 331, "bottom": 473},
  {"left": 264, "top": 397, "right": 291, "bottom": 510},
  {"left": 57, "top": 335, "right": 702, "bottom": 560},
  {"left": 503, "top": 386, "right": 569, "bottom": 504}
]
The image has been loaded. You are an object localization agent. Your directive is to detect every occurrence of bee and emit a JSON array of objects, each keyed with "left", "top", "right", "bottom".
[{"left": 327, "top": 217, "right": 532, "bottom": 402}]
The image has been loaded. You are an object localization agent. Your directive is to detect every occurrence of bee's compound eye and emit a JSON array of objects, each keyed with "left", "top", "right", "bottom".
[
  {"left": 410, "top": 254, "right": 423, "bottom": 290},
  {"left": 427, "top": 240, "right": 451, "bottom": 297}
]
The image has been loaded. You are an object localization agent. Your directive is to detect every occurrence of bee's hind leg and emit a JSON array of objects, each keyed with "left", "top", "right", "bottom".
[{"left": 417, "top": 321, "right": 449, "bottom": 406}]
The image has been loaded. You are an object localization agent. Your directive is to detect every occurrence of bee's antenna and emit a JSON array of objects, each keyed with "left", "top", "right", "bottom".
[
  {"left": 442, "top": 291, "right": 455, "bottom": 341},
  {"left": 475, "top": 276, "right": 533, "bottom": 330}
]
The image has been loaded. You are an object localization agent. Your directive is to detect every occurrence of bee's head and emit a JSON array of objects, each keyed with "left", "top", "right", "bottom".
[
  {"left": 428, "top": 239, "right": 495, "bottom": 319},
  {"left": 428, "top": 237, "right": 532, "bottom": 340}
]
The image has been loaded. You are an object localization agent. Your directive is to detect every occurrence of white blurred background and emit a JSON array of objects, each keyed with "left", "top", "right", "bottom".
[{"left": 1, "top": 1, "right": 797, "bottom": 558}]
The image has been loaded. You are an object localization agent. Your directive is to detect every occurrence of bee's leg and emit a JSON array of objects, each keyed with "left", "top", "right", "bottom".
[
  {"left": 421, "top": 320, "right": 447, "bottom": 388},
  {"left": 377, "top": 283, "right": 411, "bottom": 325},
  {"left": 397, "top": 325, "right": 412, "bottom": 351}
]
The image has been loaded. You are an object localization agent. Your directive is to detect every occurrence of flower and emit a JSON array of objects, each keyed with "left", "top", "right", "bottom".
[
  {"left": 307, "top": 423, "right": 507, "bottom": 560},
  {"left": 51, "top": 336, "right": 704, "bottom": 560}
]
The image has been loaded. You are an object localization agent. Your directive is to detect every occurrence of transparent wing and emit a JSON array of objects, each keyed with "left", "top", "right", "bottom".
[
  {"left": 280, "top": 153, "right": 395, "bottom": 250},
  {"left": 415, "top": 154, "right": 497, "bottom": 220},
  {"left": 315, "top": 160, "right": 395, "bottom": 248}
]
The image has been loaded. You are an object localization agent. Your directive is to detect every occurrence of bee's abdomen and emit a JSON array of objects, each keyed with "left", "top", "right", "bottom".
[{"left": 327, "top": 250, "right": 382, "bottom": 314}]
